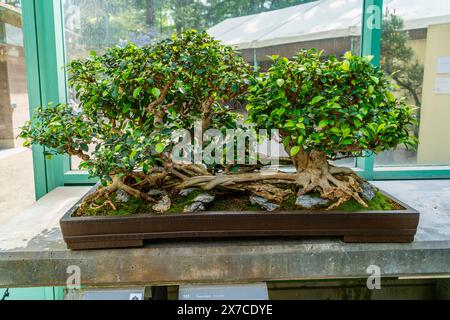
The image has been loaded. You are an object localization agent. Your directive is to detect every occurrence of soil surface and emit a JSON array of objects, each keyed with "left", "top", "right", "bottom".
[{"left": 74, "top": 188, "right": 403, "bottom": 217}]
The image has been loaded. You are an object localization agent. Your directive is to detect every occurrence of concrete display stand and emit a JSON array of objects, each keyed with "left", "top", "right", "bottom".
[{"left": 0, "top": 181, "right": 449, "bottom": 290}]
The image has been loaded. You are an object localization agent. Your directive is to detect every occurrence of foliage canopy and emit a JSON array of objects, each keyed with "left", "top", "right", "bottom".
[
  {"left": 21, "top": 30, "right": 251, "bottom": 183},
  {"left": 21, "top": 31, "right": 418, "bottom": 210},
  {"left": 247, "top": 49, "right": 417, "bottom": 160}
]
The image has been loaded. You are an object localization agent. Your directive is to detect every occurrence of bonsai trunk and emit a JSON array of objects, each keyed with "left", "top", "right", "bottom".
[
  {"left": 201, "top": 96, "right": 215, "bottom": 131},
  {"left": 292, "top": 149, "right": 368, "bottom": 210},
  {"left": 175, "top": 149, "right": 369, "bottom": 210}
]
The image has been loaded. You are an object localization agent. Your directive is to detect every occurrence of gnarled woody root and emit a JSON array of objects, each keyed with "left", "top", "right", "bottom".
[
  {"left": 174, "top": 151, "right": 368, "bottom": 210},
  {"left": 84, "top": 152, "right": 368, "bottom": 211},
  {"left": 80, "top": 164, "right": 209, "bottom": 211},
  {"left": 80, "top": 175, "right": 157, "bottom": 213},
  {"left": 294, "top": 151, "right": 368, "bottom": 210}
]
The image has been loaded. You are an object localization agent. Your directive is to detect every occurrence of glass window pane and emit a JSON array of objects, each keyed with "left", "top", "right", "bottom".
[
  {"left": 63, "top": 0, "right": 366, "bottom": 170},
  {"left": 0, "top": 0, "right": 35, "bottom": 223},
  {"left": 375, "top": 2, "right": 450, "bottom": 167}
]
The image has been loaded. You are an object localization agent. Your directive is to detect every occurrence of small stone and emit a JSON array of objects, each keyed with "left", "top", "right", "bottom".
[
  {"left": 193, "top": 193, "right": 215, "bottom": 204},
  {"left": 115, "top": 190, "right": 130, "bottom": 203},
  {"left": 179, "top": 188, "right": 197, "bottom": 197},
  {"left": 152, "top": 195, "right": 172, "bottom": 214},
  {"left": 148, "top": 189, "right": 167, "bottom": 197},
  {"left": 361, "top": 182, "right": 377, "bottom": 202},
  {"left": 184, "top": 202, "right": 206, "bottom": 213},
  {"left": 250, "top": 196, "right": 280, "bottom": 212},
  {"left": 295, "top": 195, "right": 330, "bottom": 209}
]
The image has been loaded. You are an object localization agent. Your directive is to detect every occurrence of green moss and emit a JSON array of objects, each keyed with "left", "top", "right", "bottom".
[
  {"left": 209, "top": 193, "right": 260, "bottom": 212},
  {"left": 167, "top": 190, "right": 205, "bottom": 214},
  {"left": 79, "top": 193, "right": 151, "bottom": 217},
  {"left": 76, "top": 188, "right": 402, "bottom": 217},
  {"left": 336, "top": 191, "right": 401, "bottom": 212},
  {"left": 281, "top": 195, "right": 297, "bottom": 210},
  {"left": 168, "top": 190, "right": 262, "bottom": 213}
]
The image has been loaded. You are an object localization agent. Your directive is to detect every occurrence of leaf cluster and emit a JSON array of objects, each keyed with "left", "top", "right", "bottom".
[
  {"left": 21, "top": 30, "right": 252, "bottom": 181},
  {"left": 247, "top": 50, "right": 417, "bottom": 159}
]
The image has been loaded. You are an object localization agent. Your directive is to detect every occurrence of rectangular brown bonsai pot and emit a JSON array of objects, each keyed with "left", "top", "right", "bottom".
[{"left": 60, "top": 187, "right": 420, "bottom": 250}]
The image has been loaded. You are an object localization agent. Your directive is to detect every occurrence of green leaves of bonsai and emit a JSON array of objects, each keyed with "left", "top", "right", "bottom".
[
  {"left": 21, "top": 30, "right": 252, "bottom": 190},
  {"left": 20, "top": 34, "right": 418, "bottom": 213},
  {"left": 247, "top": 49, "right": 417, "bottom": 161}
]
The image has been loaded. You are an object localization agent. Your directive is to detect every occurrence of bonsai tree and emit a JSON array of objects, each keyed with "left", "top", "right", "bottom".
[
  {"left": 246, "top": 49, "right": 417, "bottom": 209},
  {"left": 20, "top": 30, "right": 252, "bottom": 211},
  {"left": 180, "top": 50, "right": 417, "bottom": 209},
  {"left": 21, "top": 32, "right": 417, "bottom": 213}
]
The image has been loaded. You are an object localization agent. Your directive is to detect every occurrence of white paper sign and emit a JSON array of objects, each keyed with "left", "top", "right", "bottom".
[
  {"left": 129, "top": 293, "right": 143, "bottom": 300},
  {"left": 435, "top": 78, "right": 450, "bottom": 94},
  {"left": 179, "top": 283, "right": 269, "bottom": 300},
  {"left": 437, "top": 57, "right": 450, "bottom": 74}
]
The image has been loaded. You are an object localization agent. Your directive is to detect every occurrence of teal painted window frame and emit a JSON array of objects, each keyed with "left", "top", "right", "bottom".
[
  {"left": 23, "top": 0, "right": 450, "bottom": 199},
  {"left": 22, "top": 0, "right": 69, "bottom": 198},
  {"left": 0, "top": 287, "right": 64, "bottom": 301},
  {"left": 357, "top": 0, "right": 450, "bottom": 180}
]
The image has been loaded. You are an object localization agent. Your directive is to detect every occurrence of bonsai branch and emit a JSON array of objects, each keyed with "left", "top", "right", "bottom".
[
  {"left": 201, "top": 95, "right": 216, "bottom": 131},
  {"left": 147, "top": 79, "right": 176, "bottom": 113},
  {"left": 67, "top": 147, "right": 90, "bottom": 161}
]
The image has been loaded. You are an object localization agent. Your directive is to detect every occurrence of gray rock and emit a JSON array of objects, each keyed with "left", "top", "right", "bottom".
[
  {"left": 184, "top": 202, "right": 206, "bottom": 213},
  {"left": 295, "top": 195, "right": 330, "bottom": 209},
  {"left": 193, "top": 193, "right": 215, "bottom": 204},
  {"left": 152, "top": 196, "right": 172, "bottom": 214},
  {"left": 179, "top": 188, "right": 198, "bottom": 197},
  {"left": 361, "top": 182, "right": 377, "bottom": 202},
  {"left": 250, "top": 196, "right": 280, "bottom": 212},
  {"left": 115, "top": 190, "right": 130, "bottom": 203},
  {"left": 148, "top": 189, "right": 167, "bottom": 197}
]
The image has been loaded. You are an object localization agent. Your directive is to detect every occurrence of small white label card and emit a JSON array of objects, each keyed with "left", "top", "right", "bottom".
[
  {"left": 129, "top": 293, "right": 144, "bottom": 300},
  {"left": 435, "top": 78, "right": 450, "bottom": 94},
  {"left": 179, "top": 283, "right": 269, "bottom": 300},
  {"left": 437, "top": 57, "right": 450, "bottom": 74}
]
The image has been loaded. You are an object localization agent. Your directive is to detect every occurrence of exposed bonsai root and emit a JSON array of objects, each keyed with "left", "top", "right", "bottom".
[
  {"left": 83, "top": 181, "right": 120, "bottom": 206},
  {"left": 130, "top": 178, "right": 149, "bottom": 188},
  {"left": 294, "top": 151, "right": 368, "bottom": 210},
  {"left": 174, "top": 166, "right": 196, "bottom": 177},
  {"left": 175, "top": 172, "right": 298, "bottom": 191},
  {"left": 81, "top": 151, "right": 368, "bottom": 214},
  {"left": 119, "top": 183, "right": 155, "bottom": 202},
  {"left": 170, "top": 168, "right": 189, "bottom": 180},
  {"left": 329, "top": 165, "right": 357, "bottom": 175},
  {"left": 132, "top": 171, "right": 169, "bottom": 188},
  {"left": 174, "top": 151, "right": 368, "bottom": 210},
  {"left": 224, "top": 164, "right": 261, "bottom": 174},
  {"left": 177, "top": 164, "right": 211, "bottom": 176},
  {"left": 90, "top": 195, "right": 117, "bottom": 211},
  {"left": 83, "top": 175, "right": 156, "bottom": 212},
  {"left": 246, "top": 183, "right": 293, "bottom": 204},
  {"left": 168, "top": 164, "right": 211, "bottom": 181},
  {"left": 163, "top": 162, "right": 210, "bottom": 182}
]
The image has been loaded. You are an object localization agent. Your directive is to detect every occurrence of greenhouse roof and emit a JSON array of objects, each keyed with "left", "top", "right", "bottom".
[{"left": 208, "top": 0, "right": 450, "bottom": 49}]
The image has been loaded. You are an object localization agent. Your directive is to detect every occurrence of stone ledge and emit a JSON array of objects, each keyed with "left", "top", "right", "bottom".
[
  {"left": 1, "top": 239, "right": 450, "bottom": 288},
  {"left": 1, "top": 181, "right": 450, "bottom": 288}
]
